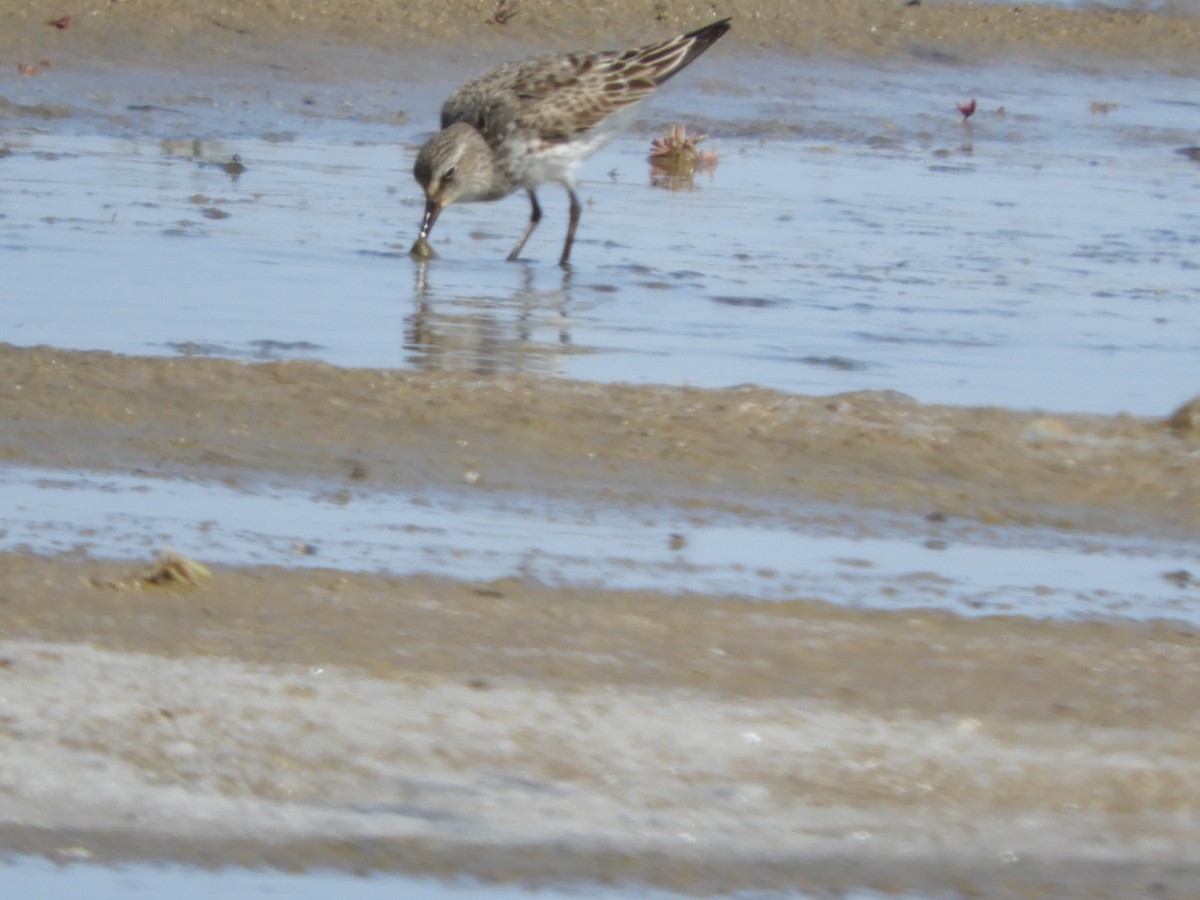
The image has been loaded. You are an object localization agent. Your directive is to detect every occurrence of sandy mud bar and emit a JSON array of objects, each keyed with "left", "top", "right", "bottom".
[{"left": 1, "top": 343, "right": 1200, "bottom": 895}]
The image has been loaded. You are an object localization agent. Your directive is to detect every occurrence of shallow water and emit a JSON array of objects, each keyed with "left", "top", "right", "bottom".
[
  {"left": 3, "top": 56, "right": 1199, "bottom": 619},
  {"left": 1, "top": 859, "right": 651, "bottom": 900},
  {"left": 4, "top": 465, "right": 1198, "bottom": 624},
  {"left": 3, "top": 59, "right": 1198, "bottom": 414},
  {"left": 0, "top": 856, "right": 925, "bottom": 900}
]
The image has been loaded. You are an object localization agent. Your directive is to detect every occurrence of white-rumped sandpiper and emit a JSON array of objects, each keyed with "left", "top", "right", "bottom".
[{"left": 411, "top": 18, "right": 731, "bottom": 266}]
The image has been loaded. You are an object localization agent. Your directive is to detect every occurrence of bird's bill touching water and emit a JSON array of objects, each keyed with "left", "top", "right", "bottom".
[{"left": 410, "top": 197, "right": 441, "bottom": 259}]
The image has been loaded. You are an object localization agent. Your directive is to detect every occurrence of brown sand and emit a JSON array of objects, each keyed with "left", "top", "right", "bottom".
[
  {"left": 4, "top": 1, "right": 1200, "bottom": 895},
  {"left": 2, "top": 344, "right": 1199, "bottom": 537},
  {"left": 4, "top": 0, "right": 1200, "bottom": 76},
  {"left": 0, "top": 549, "right": 1198, "bottom": 895}
]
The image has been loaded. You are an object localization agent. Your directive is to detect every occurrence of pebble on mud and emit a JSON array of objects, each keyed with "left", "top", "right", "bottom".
[
  {"left": 1166, "top": 394, "right": 1200, "bottom": 434},
  {"left": 90, "top": 551, "right": 212, "bottom": 590}
]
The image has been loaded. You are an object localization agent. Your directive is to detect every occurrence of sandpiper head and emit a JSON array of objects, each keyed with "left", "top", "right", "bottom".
[{"left": 412, "top": 123, "right": 501, "bottom": 244}]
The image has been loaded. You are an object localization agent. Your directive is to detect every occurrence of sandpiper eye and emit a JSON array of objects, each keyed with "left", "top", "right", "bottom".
[{"left": 443, "top": 166, "right": 457, "bottom": 182}]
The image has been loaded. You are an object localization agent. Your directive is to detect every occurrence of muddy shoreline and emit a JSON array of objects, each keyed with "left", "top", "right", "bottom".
[
  {"left": 3, "top": 345, "right": 1198, "bottom": 537},
  {"left": 3, "top": 344, "right": 1200, "bottom": 893},
  {"left": 4, "top": 0, "right": 1200, "bottom": 77},
  {"left": 1, "top": 553, "right": 1199, "bottom": 896}
]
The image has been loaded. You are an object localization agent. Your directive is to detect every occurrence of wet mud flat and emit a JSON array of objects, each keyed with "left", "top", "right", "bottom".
[
  {"left": 3, "top": 345, "right": 1200, "bottom": 537},
  {"left": 2, "top": 346, "right": 1200, "bottom": 896}
]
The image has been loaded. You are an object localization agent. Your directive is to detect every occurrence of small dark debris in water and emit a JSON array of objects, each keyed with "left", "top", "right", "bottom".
[
  {"left": 47, "top": 15, "right": 71, "bottom": 29},
  {"left": 926, "top": 511, "right": 949, "bottom": 523},
  {"left": 466, "top": 679, "right": 490, "bottom": 690},
  {"left": 908, "top": 46, "right": 960, "bottom": 65},
  {"left": 867, "top": 134, "right": 903, "bottom": 151},
  {"left": 360, "top": 248, "right": 410, "bottom": 260},
  {"left": 0, "top": 658, "right": 13, "bottom": 670},
  {"left": 668, "top": 533, "right": 687, "bottom": 551},
  {"left": 349, "top": 461, "right": 369, "bottom": 480},
  {"left": 200, "top": 207, "right": 231, "bottom": 220},
  {"left": 956, "top": 98, "right": 976, "bottom": 121},
  {"left": 923, "top": 539, "right": 949, "bottom": 551},
  {"left": 127, "top": 104, "right": 184, "bottom": 114},
  {"left": 905, "top": 0, "right": 920, "bottom": 6},
  {"left": 1090, "top": 101, "right": 1117, "bottom": 115},
  {"left": 474, "top": 588, "right": 505, "bottom": 598},
  {"left": 1163, "top": 569, "right": 1196, "bottom": 589},
  {"left": 159, "top": 708, "right": 175, "bottom": 719},
  {"left": 1176, "top": 147, "right": 1200, "bottom": 162},
  {"left": 248, "top": 339, "right": 323, "bottom": 357},
  {"left": 166, "top": 341, "right": 226, "bottom": 356},
  {"left": 293, "top": 542, "right": 319, "bottom": 556},
  {"left": 800, "top": 355, "right": 866, "bottom": 372},
  {"left": 711, "top": 295, "right": 782, "bottom": 309},
  {"left": 835, "top": 557, "right": 875, "bottom": 570}
]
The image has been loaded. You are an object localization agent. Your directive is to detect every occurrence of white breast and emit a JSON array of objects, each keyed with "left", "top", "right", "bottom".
[{"left": 500, "top": 105, "right": 639, "bottom": 190}]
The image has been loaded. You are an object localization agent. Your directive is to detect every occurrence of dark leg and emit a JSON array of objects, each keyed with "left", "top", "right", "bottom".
[
  {"left": 559, "top": 187, "right": 582, "bottom": 268},
  {"left": 507, "top": 190, "right": 542, "bottom": 261}
]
